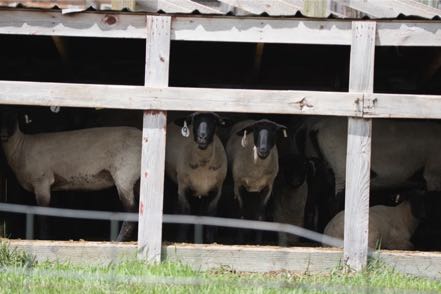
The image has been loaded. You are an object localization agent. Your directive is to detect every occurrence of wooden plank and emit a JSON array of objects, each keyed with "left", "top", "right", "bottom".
[
  {"left": 0, "top": 81, "right": 362, "bottom": 116},
  {"left": 8, "top": 240, "right": 138, "bottom": 264},
  {"left": 304, "top": 0, "right": 330, "bottom": 18},
  {"left": 217, "top": 0, "right": 301, "bottom": 16},
  {"left": 6, "top": 240, "right": 441, "bottom": 278},
  {"left": 171, "top": 16, "right": 352, "bottom": 45},
  {"left": 363, "top": 93, "right": 441, "bottom": 119},
  {"left": 155, "top": 0, "right": 223, "bottom": 14},
  {"left": 138, "top": 16, "right": 170, "bottom": 263},
  {"left": 344, "top": 21, "right": 376, "bottom": 271},
  {"left": 1, "top": 9, "right": 441, "bottom": 47},
  {"left": 164, "top": 244, "right": 342, "bottom": 273},
  {"left": 0, "top": 10, "right": 147, "bottom": 38},
  {"left": 376, "top": 22, "right": 441, "bottom": 46}
]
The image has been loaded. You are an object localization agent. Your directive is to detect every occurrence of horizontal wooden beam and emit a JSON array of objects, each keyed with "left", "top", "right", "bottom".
[
  {"left": 364, "top": 93, "right": 441, "bottom": 119},
  {"left": 6, "top": 240, "right": 441, "bottom": 278},
  {"left": 0, "top": 80, "right": 362, "bottom": 116},
  {"left": 0, "top": 9, "right": 148, "bottom": 39},
  {"left": 171, "top": 16, "right": 352, "bottom": 45},
  {"left": 376, "top": 22, "right": 441, "bottom": 47},
  {"left": 0, "top": 9, "right": 440, "bottom": 46}
]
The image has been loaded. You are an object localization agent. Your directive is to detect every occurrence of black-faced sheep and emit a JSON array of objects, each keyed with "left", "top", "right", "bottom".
[
  {"left": 323, "top": 191, "right": 426, "bottom": 250},
  {"left": 0, "top": 111, "right": 141, "bottom": 241},
  {"left": 226, "top": 119, "right": 287, "bottom": 221},
  {"left": 165, "top": 112, "right": 228, "bottom": 241}
]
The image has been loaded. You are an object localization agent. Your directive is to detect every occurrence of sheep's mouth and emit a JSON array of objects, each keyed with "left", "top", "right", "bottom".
[
  {"left": 197, "top": 142, "right": 209, "bottom": 150},
  {"left": 257, "top": 151, "right": 269, "bottom": 159}
]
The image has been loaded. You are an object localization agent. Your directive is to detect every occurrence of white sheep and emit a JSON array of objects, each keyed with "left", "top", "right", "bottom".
[
  {"left": 303, "top": 117, "right": 441, "bottom": 194},
  {"left": 323, "top": 194, "right": 423, "bottom": 250},
  {"left": 1, "top": 112, "right": 141, "bottom": 241},
  {"left": 165, "top": 112, "right": 228, "bottom": 216},
  {"left": 226, "top": 119, "right": 287, "bottom": 220}
]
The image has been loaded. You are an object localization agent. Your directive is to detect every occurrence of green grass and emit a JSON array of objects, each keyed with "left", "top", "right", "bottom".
[{"left": 0, "top": 242, "right": 440, "bottom": 294}]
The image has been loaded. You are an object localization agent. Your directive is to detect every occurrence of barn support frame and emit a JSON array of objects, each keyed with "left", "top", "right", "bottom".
[
  {"left": 0, "top": 9, "right": 440, "bottom": 272},
  {"left": 344, "top": 22, "right": 376, "bottom": 270}
]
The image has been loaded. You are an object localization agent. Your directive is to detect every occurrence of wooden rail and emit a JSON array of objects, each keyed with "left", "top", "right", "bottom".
[
  {"left": 6, "top": 240, "right": 441, "bottom": 279},
  {"left": 0, "top": 9, "right": 440, "bottom": 46}
]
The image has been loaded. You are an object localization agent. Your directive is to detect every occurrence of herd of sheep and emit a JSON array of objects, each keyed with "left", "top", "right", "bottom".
[{"left": 1, "top": 109, "right": 438, "bottom": 250}]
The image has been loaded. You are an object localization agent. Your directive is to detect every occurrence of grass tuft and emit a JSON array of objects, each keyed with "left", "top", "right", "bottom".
[{"left": 0, "top": 240, "right": 36, "bottom": 268}]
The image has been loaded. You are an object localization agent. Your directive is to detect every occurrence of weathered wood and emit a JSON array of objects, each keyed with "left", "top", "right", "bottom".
[
  {"left": 363, "top": 93, "right": 441, "bottom": 119},
  {"left": 138, "top": 16, "right": 170, "bottom": 263},
  {"left": 6, "top": 240, "right": 441, "bottom": 278},
  {"left": 1, "top": 10, "right": 441, "bottom": 47},
  {"left": 344, "top": 21, "right": 376, "bottom": 271},
  {"left": 0, "top": 10, "right": 147, "bottom": 38},
  {"left": 0, "top": 81, "right": 362, "bottom": 116},
  {"left": 172, "top": 16, "right": 352, "bottom": 45},
  {"left": 376, "top": 22, "right": 441, "bottom": 47},
  {"left": 303, "top": 0, "right": 329, "bottom": 18}
]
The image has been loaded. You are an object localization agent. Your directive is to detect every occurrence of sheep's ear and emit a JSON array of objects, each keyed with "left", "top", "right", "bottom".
[
  {"left": 174, "top": 117, "right": 191, "bottom": 127},
  {"left": 276, "top": 123, "right": 288, "bottom": 138},
  {"left": 218, "top": 117, "right": 232, "bottom": 128},
  {"left": 236, "top": 125, "right": 254, "bottom": 136}
]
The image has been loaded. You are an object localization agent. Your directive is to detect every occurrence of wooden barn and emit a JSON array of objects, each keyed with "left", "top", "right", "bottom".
[{"left": 0, "top": 0, "right": 441, "bottom": 276}]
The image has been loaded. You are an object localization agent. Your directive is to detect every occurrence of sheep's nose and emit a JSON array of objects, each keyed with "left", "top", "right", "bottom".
[{"left": 257, "top": 147, "right": 269, "bottom": 159}]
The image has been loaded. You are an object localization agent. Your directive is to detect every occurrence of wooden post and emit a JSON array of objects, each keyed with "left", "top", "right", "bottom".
[
  {"left": 344, "top": 21, "right": 376, "bottom": 271},
  {"left": 138, "top": 15, "right": 171, "bottom": 262},
  {"left": 303, "top": 0, "right": 329, "bottom": 17}
]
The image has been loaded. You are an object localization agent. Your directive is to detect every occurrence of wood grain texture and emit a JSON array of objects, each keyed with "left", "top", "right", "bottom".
[
  {"left": 6, "top": 240, "right": 441, "bottom": 278},
  {"left": 0, "top": 10, "right": 147, "bottom": 38},
  {"left": 172, "top": 16, "right": 352, "bottom": 45},
  {"left": 344, "top": 21, "right": 376, "bottom": 271},
  {"left": 363, "top": 93, "right": 441, "bottom": 119},
  {"left": 303, "top": 0, "right": 329, "bottom": 18},
  {"left": 0, "top": 81, "right": 362, "bottom": 116},
  {"left": 138, "top": 15, "right": 170, "bottom": 263},
  {"left": 376, "top": 22, "right": 441, "bottom": 47},
  {"left": 1, "top": 10, "right": 440, "bottom": 47}
]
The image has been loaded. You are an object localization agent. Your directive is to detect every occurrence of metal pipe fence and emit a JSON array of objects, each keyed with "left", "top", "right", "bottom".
[{"left": 0, "top": 202, "right": 343, "bottom": 247}]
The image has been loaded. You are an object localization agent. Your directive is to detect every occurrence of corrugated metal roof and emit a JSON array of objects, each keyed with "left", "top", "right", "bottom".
[{"left": 0, "top": 0, "right": 440, "bottom": 18}]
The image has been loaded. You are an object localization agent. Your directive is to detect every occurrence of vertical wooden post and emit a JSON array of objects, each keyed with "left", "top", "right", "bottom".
[
  {"left": 138, "top": 15, "right": 171, "bottom": 262},
  {"left": 344, "top": 21, "right": 376, "bottom": 271},
  {"left": 303, "top": 0, "right": 329, "bottom": 17}
]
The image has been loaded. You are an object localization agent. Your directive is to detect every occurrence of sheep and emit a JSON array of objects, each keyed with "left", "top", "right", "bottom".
[
  {"left": 165, "top": 112, "right": 228, "bottom": 241},
  {"left": 273, "top": 154, "right": 335, "bottom": 245},
  {"left": 323, "top": 191, "right": 426, "bottom": 250},
  {"left": 302, "top": 117, "right": 441, "bottom": 194},
  {"left": 226, "top": 119, "right": 287, "bottom": 221},
  {"left": 0, "top": 111, "right": 141, "bottom": 241}
]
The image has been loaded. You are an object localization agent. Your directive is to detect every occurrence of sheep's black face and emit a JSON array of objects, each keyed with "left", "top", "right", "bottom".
[
  {"left": 192, "top": 113, "right": 219, "bottom": 150},
  {"left": 175, "top": 112, "right": 229, "bottom": 150},
  {"left": 252, "top": 121, "right": 286, "bottom": 159},
  {"left": 237, "top": 119, "right": 288, "bottom": 160}
]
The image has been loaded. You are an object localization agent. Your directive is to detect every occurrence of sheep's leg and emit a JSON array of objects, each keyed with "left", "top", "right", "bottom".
[
  {"left": 33, "top": 182, "right": 52, "bottom": 240},
  {"left": 115, "top": 184, "right": 137, "bottom": 242},
  {"left": 176, "top": 185, "right": 191, "bottom": 243},
  {"left": 204, "top": 187, "right": 222, "bottom": 244}
]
